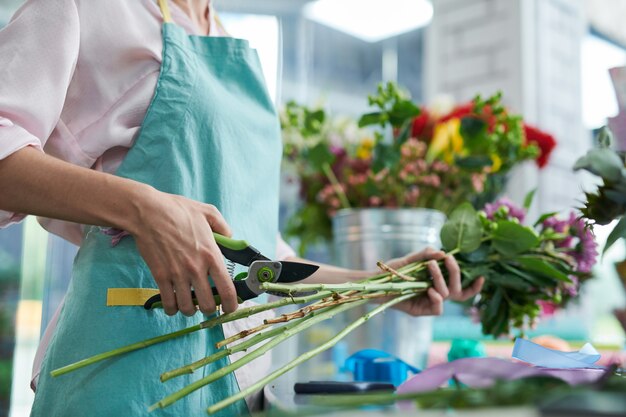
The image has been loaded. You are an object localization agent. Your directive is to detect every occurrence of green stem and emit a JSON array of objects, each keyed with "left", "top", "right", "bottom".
[
  {"left": 161, "top": 312, "right": 317, "bottom": 382},
  {"left": 149, "top": 300, "right": 368, "bottom": 411},
  {"left": 51, "top": 290, "right": 332, "bottom": 377},
  {"left": 205, "top": 292, "right": 417, "bottom": 415},
  {"left": 261, "top": 281, "right": 429, "bottom": 294},
  {"left": 51, "top": 319, "right": 214, "bottom": 377},
  {"left": 322, "top": 162, "right": 351, "bottom": 209}
]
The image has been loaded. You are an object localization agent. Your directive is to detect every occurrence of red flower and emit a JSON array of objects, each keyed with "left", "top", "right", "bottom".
[
  {"left": 411, "top": 107, "right": 430, "bottom": 138},
  {"left": 440, "top": 102, "right": 497, "bottom": 131},
  {"left": 523, "top": 124, "right": 556, "bottom": 168}
]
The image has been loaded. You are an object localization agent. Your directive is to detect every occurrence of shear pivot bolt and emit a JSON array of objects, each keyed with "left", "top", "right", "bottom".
[{"left": 258, "top": 267, "right": 275, "bottom": 282}]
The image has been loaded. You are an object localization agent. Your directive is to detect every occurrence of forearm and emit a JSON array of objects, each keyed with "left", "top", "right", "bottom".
[
  {"left": 0, "top": 146, "right": 151, "bottom": 234},
  {"left": 284, "top": 256, "right": 372, "bottom": 284}
]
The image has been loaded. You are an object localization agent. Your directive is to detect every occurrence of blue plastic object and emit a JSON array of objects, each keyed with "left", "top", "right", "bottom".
[{"left": 343, "top": 349, "right": 420, "bottom": 387}]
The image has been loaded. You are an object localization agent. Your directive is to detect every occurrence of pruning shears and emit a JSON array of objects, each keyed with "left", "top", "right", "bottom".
[{"left": 142, "top": 233, "right": 319, "bottom": 309}]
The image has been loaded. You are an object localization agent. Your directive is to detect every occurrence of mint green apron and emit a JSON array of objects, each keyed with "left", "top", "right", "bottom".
[{"left": 31, "top": 6, "right": 281, "bottom": 416}]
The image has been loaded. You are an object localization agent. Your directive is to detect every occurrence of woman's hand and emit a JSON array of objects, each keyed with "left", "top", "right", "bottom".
[
  {"left": 382, "top": 248, "right": 484, "bottom": 316},
  {"left": 130, "top": 188, "right": 238, "bottom": 317},
  {"left": 0, "top": 147, "right": 238, "bottom": 317}
]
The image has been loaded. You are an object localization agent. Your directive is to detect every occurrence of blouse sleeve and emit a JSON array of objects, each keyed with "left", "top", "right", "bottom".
[
  {"left": 276, "top": 233, "right": 296, "bottom": 260},
  {"left": 0, "top": 0, "right": 80, "bottom": 226}
]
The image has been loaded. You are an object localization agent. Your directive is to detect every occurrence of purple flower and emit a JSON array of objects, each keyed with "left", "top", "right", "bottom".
[
  {"left": 542, "top": 212, "right": 598, "bottom": 274},
  {"left": 567, "top": 213, "right": 598, "bottom": 274},
  {"left": 484, "top": 198, "right": 526, "bottom": 223}
]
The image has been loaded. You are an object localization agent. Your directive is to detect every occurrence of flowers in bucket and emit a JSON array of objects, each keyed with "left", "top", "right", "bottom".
[{"left": 281, "top": 82, "right": 556, "bottom": 254}]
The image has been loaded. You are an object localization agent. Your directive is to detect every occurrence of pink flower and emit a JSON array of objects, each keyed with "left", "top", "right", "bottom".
[
  {"left": 369, "top": 196, "right": 382, "bottom": 206},
  {"left": 432, "top": 160, "right": 450, "bottom": 173},
  {"left": 484, "top": 198, "right": 526, "bottom": 223},
  {"left": 538, "top": 300, "right": 558, "bottom": 317},
  {"left": 471, "top": 173, "right": 485, "bottom": 193},
  {"left": 405, "top": 187, "right": 421, "bottom": 205}
]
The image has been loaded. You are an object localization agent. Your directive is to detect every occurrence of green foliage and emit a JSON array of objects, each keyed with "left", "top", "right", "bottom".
[
  {"left": 440, "top": 203, "right": 483, "bottom": 253},
  {"left": 604, "top": 216, "right": 626, "bottom": 256},
  {"left": 523, "top": 189, "right": 536, "bottom": 210},
  {"left": 438, "top": 198, "right": 593, "bottom": 338},
  {"left": 358, "top": 82, "right": 420, "bottom": 129},
  {"left": 306, "top": 143, "right": 335, "bottom": 171},
  {"left": 491, "top": 221, "right": 539, "bottom": 256},
  {"left": 573, "top": 127, "right": 626, "bottom": 254}
]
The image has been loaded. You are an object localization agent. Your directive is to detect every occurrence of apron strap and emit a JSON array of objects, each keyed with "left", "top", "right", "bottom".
[
  {"left": 157, "top": 0, "right": 173, "bottom": 23},
  {"left": 211, "top": 2, "right": 231, "bottom": 37}
]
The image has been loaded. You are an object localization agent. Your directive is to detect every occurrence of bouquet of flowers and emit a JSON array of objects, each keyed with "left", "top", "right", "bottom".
[{"left": 282, "top": 82, "right": 557, "bottom": 254}]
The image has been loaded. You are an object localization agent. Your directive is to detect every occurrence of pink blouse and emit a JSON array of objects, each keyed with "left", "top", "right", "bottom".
[
  {"left": 0, "top": 0, "right": 294, "bottom": 259},
  {"left": 0, "top": 0, "right": 294, "bottom": 405}
]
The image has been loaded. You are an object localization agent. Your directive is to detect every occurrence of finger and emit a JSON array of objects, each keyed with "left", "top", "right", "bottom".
[
  {"left": 173, "top": 280, "right": 197, "bottom": 316},
  {"left": 191, "top": 274, "right": 217, "bottom": 315},
  {"left": 428, "top": 260, "right": 449, "bottom": 299},
  {"left": 426, "top": 288, "right": 444, "bottom": 315},
  {"left": 460, "top": 276, "right": 485, "bottom": 301},
  {"left": 404, "top": 248, "right": 446, "bottom": 264},
  {"left": 203, "top": 204, "right": 232, "bottom": 237},
  {"left": 207, "top": 241, "right": 238, "bottom": 313},
  {"left": 444, "top": 255, "right": 462, "bottom": 297},
  {"left": 158, "top": 280, "right": 178, "bottom": 316}
]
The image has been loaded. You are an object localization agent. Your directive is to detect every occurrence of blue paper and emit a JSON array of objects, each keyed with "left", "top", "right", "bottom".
[{"left": 512, "top": 338, "right": 603, "bottom": 369}]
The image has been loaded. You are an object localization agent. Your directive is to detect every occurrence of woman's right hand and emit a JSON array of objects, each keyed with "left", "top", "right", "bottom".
[
  {"left": 129, "top": 187, "right": 238, "bottom": 317},
  {"left": 0, "top": 147, "right": 238, "bottom": 317}
]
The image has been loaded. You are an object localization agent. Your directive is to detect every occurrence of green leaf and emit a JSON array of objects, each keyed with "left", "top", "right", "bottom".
[
  {"left": 388, "top": 100, "right": 421, "bottom": 127},
  {"left": 358, "top": 112, "right": 384, "bottom": 128},
  {"left": 461, "top": 244, "right": 490, "bottom": 262},
  {"left": 489, "top": 274, "right": 533, "bottom": 292},
  {"left": 440, "top": 202, "right": 484, "bottom": 253},
  {"left": 460, "top": 117, "right": 487, "bottom": 146},
  {"left": 459, "top": 263, "right": 491, "bottom": 287},
  {"left": 533, "top": 212, "right": 559, "bottom": 227},
  {"left": 523, "top": 189, "right": 536, "bottom": 210},
  {"left": 492, "top": 221, "right": 540, "bottom": 256},
  {"left": 515, "top": 256, "right": 572, "bottom": 283},
  {"left": 454, "top": 155, "right": 493, "bottom": 169},
  {"left": 603, "top": 216, "right": 626, "bottom": 256},
  {"left": 573, "top": 148, "right": 625, "bottom": 182},
  {"left": 307, "top": 142, "right": 335, "bottom": 171},
  {"left": 484, "top": 288, "right": 503, "bottom": 323},
  {"left": 499, "top": 262, "right": 552, "bottom": 287},
  {"left": 371, "top": 142, "right": 400, "bottom": 173},
  {"left": 597, "top": 126, "right": 613, "bottom": 148},
  {"left": 395, "top": 120, "right": 413, "bottom": 144}
]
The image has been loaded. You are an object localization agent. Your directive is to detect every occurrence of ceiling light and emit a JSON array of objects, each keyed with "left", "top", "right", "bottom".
[{"left": 304, "top": 0, "right": 433, "bottom": 43}]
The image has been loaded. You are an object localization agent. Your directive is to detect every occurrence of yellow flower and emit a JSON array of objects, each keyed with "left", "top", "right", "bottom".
[
  {"left": 490, "top": 153, "right": 502, "bottom": 172},
  {"left": 427, "top": 118, "right": 464, "bottom": 163},
  {"left": 356, "top": 137, "right": 375, "bottom": 160}
]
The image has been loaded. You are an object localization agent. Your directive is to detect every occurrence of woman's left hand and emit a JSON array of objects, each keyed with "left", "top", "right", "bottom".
[{"left": 383, "top": 248, "right": 484, "bottom": 316}]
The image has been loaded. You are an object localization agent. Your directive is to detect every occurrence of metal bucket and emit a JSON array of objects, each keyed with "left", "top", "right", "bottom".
[{"left": 332, "top": 208, "right": 446, "bottom": 369}]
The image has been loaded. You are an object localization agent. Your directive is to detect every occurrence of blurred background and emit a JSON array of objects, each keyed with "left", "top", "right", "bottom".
[{"left": 1, "top": 0, "right": 626, "bottom": 415}]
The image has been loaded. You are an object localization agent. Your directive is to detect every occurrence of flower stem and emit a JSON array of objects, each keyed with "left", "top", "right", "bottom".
[
  {"left": 205, "top": 292, "right": 416, "bottom": 415},
  {"left": 261, "top": 281, "right": 429, "bottom": 294},
  {"left": 51, "top": 290, "right": 332, "bottom": 377},
  {"left": 322, "top": 162, "right": 351, "bottom": 209},
  {"left": 214, "top": 323, "right": 271, "bottom": 349},
  {"left": 149, "top": 300, "right": 369, "bottom": 411},
  {"left": 160, "top": 313, "right": 316, "bottom": 382}
]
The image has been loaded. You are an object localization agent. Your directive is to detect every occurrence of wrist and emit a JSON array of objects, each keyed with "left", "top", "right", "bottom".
[{"left": 114, "top": 180, "right": 158, "bottom": 236}]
